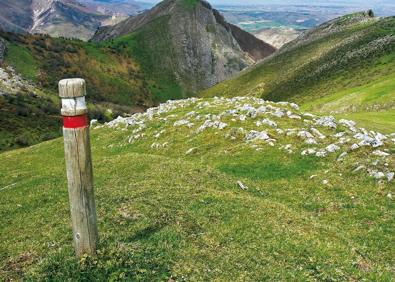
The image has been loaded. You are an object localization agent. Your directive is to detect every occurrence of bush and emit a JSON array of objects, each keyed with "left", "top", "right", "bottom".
[{"left": 15, "top": 133, "right": 33, "bottom": 147}]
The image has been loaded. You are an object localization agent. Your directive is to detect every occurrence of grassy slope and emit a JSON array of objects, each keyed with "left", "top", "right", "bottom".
[
  {"left": 1, "top": 97, "right": 394, "bottom": 281},
  {"left": 201, "top": 14, "right": 395, "bottom": 133},
  {"left": 0, "top": 23, "right": 187, "bottom": 152}
]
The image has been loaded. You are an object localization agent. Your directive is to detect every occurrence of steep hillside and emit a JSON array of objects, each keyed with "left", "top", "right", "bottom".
[
  {"left": 0, "top": 31, "right": 155, "bottom": 151},
  {"left": 202, "top": 12, "right": 395, "bottom": 132},
  {"left": 92, "top": 0, "right": 276, "bottom": 93},
  {"left": 1, "top": 97, "right": 394, "bottom": 280},
  {"left": 0, "top": 0, "right": 113, "bottom": 40}
]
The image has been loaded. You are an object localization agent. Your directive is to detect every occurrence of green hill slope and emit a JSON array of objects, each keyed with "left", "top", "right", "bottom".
[
  {"left": 0, "top": 30, "right": 185, "bottom": 152},
  {"left": 1, "top": 97, "right": 394, "bottom": 280},
  {"left": 201, "top": 12, "right": 395, "bottom": 132}
]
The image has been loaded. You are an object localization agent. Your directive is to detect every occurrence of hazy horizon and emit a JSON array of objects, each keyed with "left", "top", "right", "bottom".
[{"left": 144, "top": 0, "right": 395, "bottom": 6}]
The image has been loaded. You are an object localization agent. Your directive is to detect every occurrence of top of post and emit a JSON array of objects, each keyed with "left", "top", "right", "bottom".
[{"left": 59, "top": 78, "right": 86, "bottom": 98}]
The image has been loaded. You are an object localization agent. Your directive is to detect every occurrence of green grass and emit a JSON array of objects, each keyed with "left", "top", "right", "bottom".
[
  {"left": 218, "top": 151, "right": 318, "bottom": 181},
  {"left": 334, "top": 111, "right": 395, "bottom": 134},
  {"left": 1, "top": 97, "right": 394, "bottom": 280},
  {"left": 179, "top": 0, "right": 199, "bottom": 9},
  {"left": 4, "top": 43, "right": 38, "bottom": 81}
]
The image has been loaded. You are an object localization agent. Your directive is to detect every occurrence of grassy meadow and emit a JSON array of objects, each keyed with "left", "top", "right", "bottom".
[{"left": 1, "top": 97, "right": 394, "bottom": 281}]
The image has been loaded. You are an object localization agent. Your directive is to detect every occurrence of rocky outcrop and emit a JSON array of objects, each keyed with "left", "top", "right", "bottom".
[
  {"left": 92, "top": 0, "right": 275, "bottom": 93},
  {"left": 0, "top": 37, "right": 6, "bottom": 64}
]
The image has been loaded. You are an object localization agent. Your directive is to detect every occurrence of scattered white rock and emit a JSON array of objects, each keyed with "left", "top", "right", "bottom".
[
  {"left": 311, "top": 128, "right": 326, "bottom": 139},
  {"left": 326, "top": 144, "right": 340, "bottom": 153},
  {"left": 185, "top": 148, "right": 197, "bottom": 155},
  {"left": 337, "top": 152, "right": 348, "bottom": 161},
  {"left": 370, "top": 171, "right": 386, "bottom": 180},
  {"left": 353, "top": 165, "right": 365, "bottom": 173},
  {"left": 305, "top": 138, "right": 318, "bottom": 145},
  {"left": 245, "top": 130, "right": 270, "bottom": 142},
  {"left": 256, "top": 118, "right": 277, "bottom": 128},
  {"left": 339, "top": 119, "right": 357, "bottom": 132},
  {"left": 387, "top": 172, "right": 394, "bottom": 182},
  {"left": 103, "top": 97, "right": 394, "bottom": 184},
  {"left": 297, "top": 131, "right": 314, "bottom": 139},
  {"left": 373, "top": 150, "right": 390, "bottom": 157},
  {"left": 90, "top": 119, "right": 99, "bottom": 127},
  {"left": 315, "top": 116, "right": 337, "bottom": 128},
  {"left": 302, "top": 149, "right": 316, "bottom": 156},
  {"left": 237, "top": 181, "right": 248, "bottom": 190},
  {"left": 351, "top": 144, "right": 360, "bottom": 150},
  {"left": 316, "top": 150, "right": 327, "bottom": 158},
  {"left": 197, "top": 120, "right": 227, "bottom": 132}
]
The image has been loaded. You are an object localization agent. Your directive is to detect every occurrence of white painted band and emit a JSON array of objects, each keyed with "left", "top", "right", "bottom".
[{"left": 61, "top": 96, "right": 87, "bottom": 111}]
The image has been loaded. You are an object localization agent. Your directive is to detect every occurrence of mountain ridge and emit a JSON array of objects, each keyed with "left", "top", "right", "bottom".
[
  {"left": 92, "top": 0, "right": 276, "bottom": 94},
  {"left": 0, "top": 0, "right": 121, "bottom": 40}
]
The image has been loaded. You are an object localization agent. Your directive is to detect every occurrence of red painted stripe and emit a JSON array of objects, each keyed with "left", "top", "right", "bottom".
[{"left": 63, "top": 115, "right": 89, "bottom": 129}]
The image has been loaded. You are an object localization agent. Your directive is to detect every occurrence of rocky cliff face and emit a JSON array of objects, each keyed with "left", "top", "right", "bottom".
[{"left": 93, "top": 0, "right": 275, "bottom": 93}]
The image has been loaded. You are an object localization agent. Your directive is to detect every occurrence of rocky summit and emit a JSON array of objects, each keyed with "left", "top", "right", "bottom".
[{"left": 93, "top": 0, "right": 276, "bottom": 93}]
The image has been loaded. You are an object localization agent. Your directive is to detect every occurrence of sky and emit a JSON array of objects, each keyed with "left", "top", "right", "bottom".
[{"left": 145, "top": 0, "right": 395, "bottom": 6}]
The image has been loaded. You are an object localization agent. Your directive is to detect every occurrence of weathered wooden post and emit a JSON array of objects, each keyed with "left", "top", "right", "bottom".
[{"left": 59, "top": 78, "right": 98, "bottom": 257}]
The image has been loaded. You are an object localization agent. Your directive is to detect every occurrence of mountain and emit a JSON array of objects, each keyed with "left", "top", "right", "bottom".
[
  {"left": 1, "top": 96, "right": 394, "bottom": 280},
  {"left": 253, "top": 28, "right": 303, "bottom": 49},
  {"left": 202, "top": 11, "right": 395, "bottom": 133},
  {"left": 92, "top": 0, "right": 276, "bottom": 94},
  {"left": 0, "top": 0, "right": 120, "bottom": 40},
  {"left": 0, "top": 0, "right": 33, "bottom": 33},
  {"left": 0, "top": 0, "right": 274, "bottom": 152},
  {"left": 77, "top": 0, "right": 147, "bottom": 17}
]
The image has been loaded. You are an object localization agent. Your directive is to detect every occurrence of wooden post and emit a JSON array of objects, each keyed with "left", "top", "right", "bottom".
[{"left": 59, "top": 78, "right": 98, "bottom": 257}]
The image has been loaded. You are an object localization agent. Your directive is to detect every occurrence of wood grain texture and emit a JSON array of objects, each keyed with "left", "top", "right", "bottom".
[
  {"left": 59, "top": 79, "right": 87, "bottom": 98},
  {"left": 63, "top": 126, "right": 98, "bottom": 257}
]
